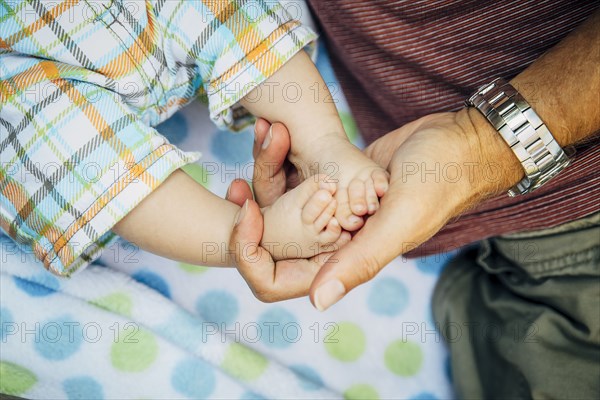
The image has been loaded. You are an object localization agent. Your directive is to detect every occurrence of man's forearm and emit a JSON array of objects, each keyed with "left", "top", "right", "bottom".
[
  {"left": 511, "top": 10, "right": 600, "bottom": 147},
  {"left": 459, "top": 10, "right": 600, "bottom": 194}
]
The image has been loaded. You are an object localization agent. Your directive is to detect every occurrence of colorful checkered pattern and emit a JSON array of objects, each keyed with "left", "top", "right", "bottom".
[{"left": 0, "top": 0, "right": 317, "bottom": 276}]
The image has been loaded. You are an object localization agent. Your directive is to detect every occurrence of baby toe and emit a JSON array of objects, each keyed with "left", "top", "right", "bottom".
[
  {"left": 348, "top": 179, "right": 368, "bottom": 216},
  {"left": 301, "top": 189, "right": 333, "bottom": 225},
  {"left": 372, "top": 169, "right": 390, "bottom": 196},
  {"left": 334, "top": 189, "right": 365, "bottom": 231},
  {"left": 313, "top": 199, "right": 337, "bottom": 231},
  {"left": 320, "top": 230, "right": 351, "bottom": 253},
  {"left": 318, "top": 217, "right": 342, "bottom": 246},
  {"left": 293, "top": 173, "right": 331, "bottom": 209},
  {"left": 365, "top": 179, "right": 379, "bottom": 215}
]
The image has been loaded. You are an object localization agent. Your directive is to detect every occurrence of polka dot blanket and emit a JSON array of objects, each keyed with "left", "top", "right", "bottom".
[{"left": 0, "top": 45, "right": 454, "bottom": 399}]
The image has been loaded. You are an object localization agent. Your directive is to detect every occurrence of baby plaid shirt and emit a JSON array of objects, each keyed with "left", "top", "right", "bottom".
[{"left": 0, "top": 0, "right": 316, "bottom": 275}]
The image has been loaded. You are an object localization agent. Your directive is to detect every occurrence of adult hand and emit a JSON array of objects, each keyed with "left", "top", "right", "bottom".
[
  {"left": 309, "top": 110, "right": 524, "bottom": 310},
  {"left": 224, "top": 122, "right": 350, "bottom": 302},
  {"left": 251, "top": 112, "right": 523, "bottom": 309}
]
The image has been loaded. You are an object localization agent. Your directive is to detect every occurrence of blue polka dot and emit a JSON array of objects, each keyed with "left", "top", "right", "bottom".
[
  {"left": 0, "top": 307, "right": 14, "bottom": 341},
  {"left": 240, "top": 391, "right": 266, "bottom": 400},
  {"left": 410, "top": 392, "right": 438, "bottom": 400},
  {"left": 63, "top": 376, "right": 104, "bottom": 400},
  {"left": 210, "top": 129, "right": 253, "bottom": 164},
  {"left": 290, "top": 364, "right": 324, "bottom": 391},
  {"left": 257, "top": 307, "right": 299, "bottom": 348},
  {"left": 196, "top": 290, "right": 239, "bottom": 326},
  {"left": 132, "top": 270, "right": 171, "bottom": 299},
  {"left": 34, "top": 315, "right": 82, "bottom": 360},
  {"left": 415, "top": 251, "right": 457, "bottom": 275},
  {"left": 13, "top": 274, "right": 59, "bottom": 297},
  {"left": 156, "top": 112, "right": 189, "bottom": 144},
  {"left": 367, "top": 277, "right": 409, "bottom": 316},
  {"left": 171, "top": 358, "right": 215, "bottom": 399},
  {"left": 157, "top": 310, "right": 204, "bottom": 352}
]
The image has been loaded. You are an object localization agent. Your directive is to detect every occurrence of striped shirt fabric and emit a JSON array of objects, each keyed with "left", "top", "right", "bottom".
[
  {"left": 308, "top": 0, "right": 600, "bottom": 256},
  {"left": 0, "top": 0, "right": 316, "bottom": 275}
]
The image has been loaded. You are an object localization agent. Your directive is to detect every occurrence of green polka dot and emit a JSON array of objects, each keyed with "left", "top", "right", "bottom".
[
  {"left": 324, "top": 322, "right": 366, "bottom": 362},
  {"left": 340, "top": 112, "right": 359, "bottom": 143},
  {"left": 178, "top": 262, "right": 208, "bottom": 274},
  {"left": 0, "top": 361, "right": 37, "bottom": 395},
  {"left": 221, "top": 343, "right": 268, "bottom": 381},
  {"left": 344, "top": 384, "right": 379, "bottom": 400},
  {"left": 384, "top": 340, "right": 423, "bottom": 376},
  {"left": 111, "top": 329, "right": 158, "bottom": 372},
  {"left": 182, "top": 163, "right": 210, "bottom": 187},
  {"left": 90, "top": 292, "right": 133, "bottom": 316}
]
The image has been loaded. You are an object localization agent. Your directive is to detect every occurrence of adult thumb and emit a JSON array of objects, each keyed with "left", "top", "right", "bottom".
[{"left": 309, "top": 194, "right": 410, "bottom": 311}]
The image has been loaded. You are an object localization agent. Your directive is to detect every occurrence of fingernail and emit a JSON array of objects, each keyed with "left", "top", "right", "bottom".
[
  {"left": 349, "top": 215, "right": 362, "bottom": 225},
  {"left": 261, "top": 126, "right": 273, "bottom": 149},
  {"left": 314, "top": 280, "right": 345, "bottom": 311},
  {"left": 235, "top": 200, "right": 248, "bottom": 225},
  {"left": 226, "top": 184, "right": 231, "bottom": 199}
]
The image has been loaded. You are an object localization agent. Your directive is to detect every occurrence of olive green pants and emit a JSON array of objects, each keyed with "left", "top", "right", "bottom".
[{"left": 433, "top": 212, "right": 600, "bottom": 399}]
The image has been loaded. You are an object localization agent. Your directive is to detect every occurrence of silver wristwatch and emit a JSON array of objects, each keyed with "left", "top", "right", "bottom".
[{"left": 465, "top": 78, "right": 571, "bottom": 197}]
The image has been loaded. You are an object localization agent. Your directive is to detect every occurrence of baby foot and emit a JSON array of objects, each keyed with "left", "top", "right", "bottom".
[
  {"left": 308, "top": 138, "right": 389, "bottom": 232},
  {"left": 261, "top": 174, "right": 342, "bottom": 261}
]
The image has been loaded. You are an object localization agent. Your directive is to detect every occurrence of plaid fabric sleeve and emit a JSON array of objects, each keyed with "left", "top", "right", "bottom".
[
  {"left": 0, "top": 56, "right": 199, "bottom": 276},
  {"left": 0, "top": 0, "right": 316, "bottom": 276},
  {"left": 173, "top": 0, "right": 317, "bottom": 130}
]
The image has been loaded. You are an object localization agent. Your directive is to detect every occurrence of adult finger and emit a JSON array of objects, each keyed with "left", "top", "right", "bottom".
[
  {"left": 253, "top": 117, "right": 272, "bottom": 158},
  {"left": 252, "top": 121, "right": 292, "bottom": 207},
  {"left": 226, "top": 178, "right": 253, "bottom": 206}
]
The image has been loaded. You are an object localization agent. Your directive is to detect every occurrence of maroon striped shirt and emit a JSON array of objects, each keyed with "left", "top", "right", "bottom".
[{"left": 308, "top": 0, "right": 600, "bottom": 256}]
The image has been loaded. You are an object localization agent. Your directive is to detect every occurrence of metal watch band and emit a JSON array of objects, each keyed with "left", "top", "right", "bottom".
[{"left": 466, "top": 78, "right": 571, "bottom": 197}]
